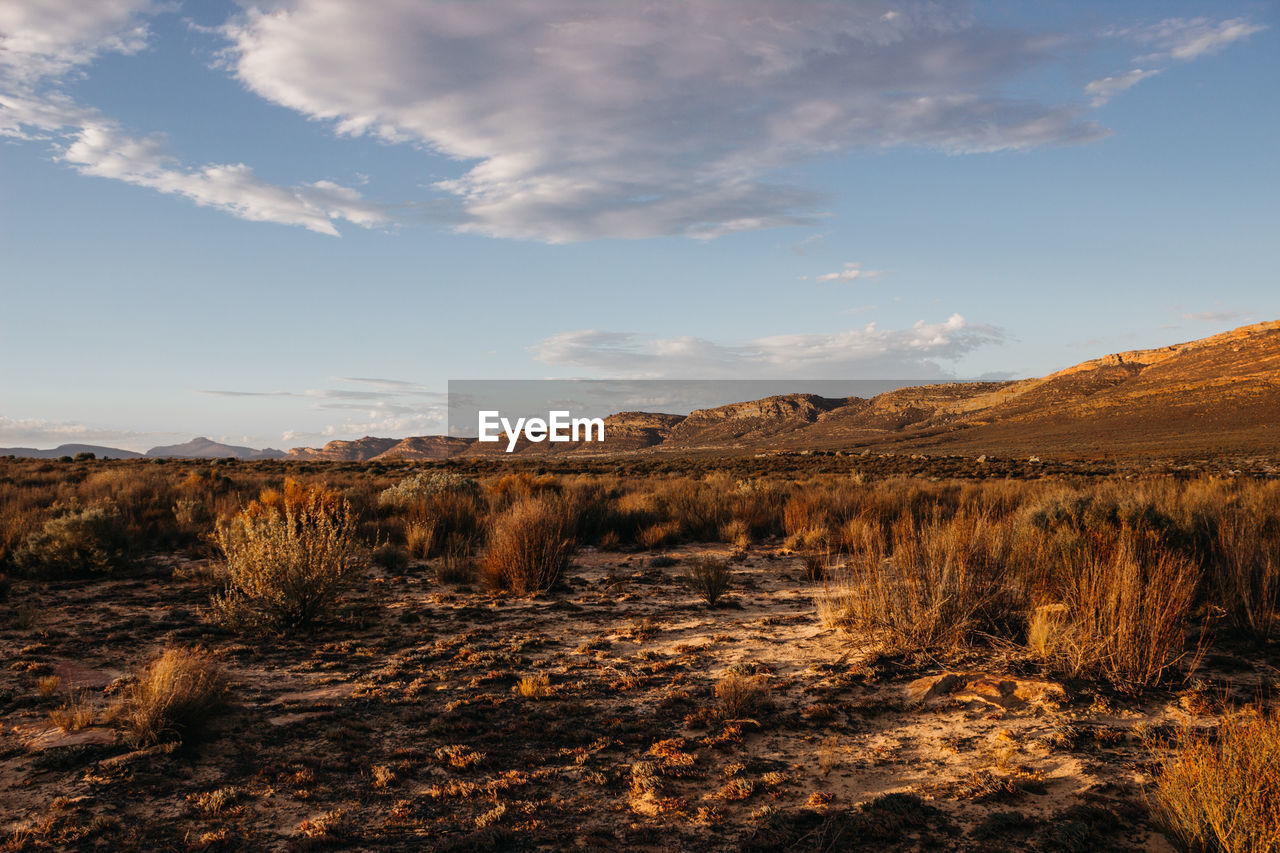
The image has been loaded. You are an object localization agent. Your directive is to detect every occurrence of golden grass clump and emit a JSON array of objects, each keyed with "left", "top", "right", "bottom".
[
  {"left": 212, "top": 481, "right": 366, "bottom": 632},
  {"left": 1152, "top": 711, "right": 1280, "bottom": 853},
  {"left": 114, "top": 647, "right": 228, "bottom": 747},
  {"left": 481, "top": 497, "right": 577, "bottom": 595},
  {"left": 1033, "top": 532, "right": 1200, "bottom": 688},
  {"left": 48, "top": 688, "right": 95, "bottom": 732},
  {"left": 816, "top": 512, "right": 1017, "bottom": 655},
  {"left": 714, "top": 672, "right": 769, "bottom": 720},
  {"left": 513, "top": 673, "right": 551, "bottom": 699}
]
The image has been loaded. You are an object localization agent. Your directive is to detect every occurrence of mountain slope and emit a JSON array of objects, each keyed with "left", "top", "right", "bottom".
[{"left": 145, "top": 437, "right": 285, "bottom": 460}]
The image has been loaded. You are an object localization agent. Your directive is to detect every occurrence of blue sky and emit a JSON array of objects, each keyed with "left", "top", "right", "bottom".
[{"left": 1, "top": 1, "right": 1276, "bottom": 451}]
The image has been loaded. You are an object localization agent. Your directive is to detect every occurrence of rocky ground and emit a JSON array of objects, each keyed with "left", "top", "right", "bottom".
[{"left": 3, "top": 543, "right": 1273, "bottom": 851}]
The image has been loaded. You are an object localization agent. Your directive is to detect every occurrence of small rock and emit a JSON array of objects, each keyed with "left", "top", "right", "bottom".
[{"left": 905, "top": 672, "right": 1065, "bottom": 711}]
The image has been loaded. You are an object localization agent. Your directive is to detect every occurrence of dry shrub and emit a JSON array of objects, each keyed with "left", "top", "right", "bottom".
[
  {"left": 487, "top": 472, "right": 560, "bottom": 510},
  {"left": 728, "top": 481, "right": 788, "bottom": 539},
  {"left": 1152, "top": 710, "right": 1280, "bottom": 853},
  {"left": 817, "top": 512, "right": 1018, "bottom": 655},
  {"left": 242, "top": 477, "right": 346, "bottom": 520},
  {"left": 436, "top": 536, "right": 477, "bottom": 584},
  {"left": 409, "top": 490, "right": 486, "bottom": 558},
  {"left": 721, "top": 519, "right": 752, "bottom": 549},
  {"left": 785, "top": 525, "right": 830, "bottom": 551},
  {"left": 1035, "top": 532, "right": 1199, "bottom": 687},
  {"left": 378, "top": 471, "right": 480, "bottom": 507},
  {"left": 784, "top": 494, "right": 830, "bottom": 540},
  {"left": 12, "top": 500, "right": 130, "bottom": 577},
  {"left": 638, "top": 521, "right": 681, "bottom": 549},
  {"left": 1206, "top": 506, "right": 1280, "bottom": 643},
  {"left": 114, "top": 647, "right": 228, "bottom": 747},
  {"left": 481, "top": 497, "right": 577, "bottom": 595},
  {"left": 211, "top": 481, "right": 366, "bottom": 633},
  {"left": 404, "top": 519, "right": 435, "bottom": 559},
  {"left": 715, "top": 672, "right": 769, "bottom": 719},
  {"left": 802, "top": 551, "right": 827, "bottom": 582},
  {"left": 663, "top": 480, "right": 729, "bottom": 542},
  {"left": 372, "top": 542, "right": 410, "bottom": 572},
  {"left": 688, "top": 556, "right": 731, "bottom": 606}
]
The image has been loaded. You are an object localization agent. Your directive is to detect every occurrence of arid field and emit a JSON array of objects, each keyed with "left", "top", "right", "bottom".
[{"left": 2, "top": 456, "right": 1279, "bottom": 851}]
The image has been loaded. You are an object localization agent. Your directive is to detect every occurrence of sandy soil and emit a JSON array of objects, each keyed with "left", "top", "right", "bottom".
[{"left": 4, "top": 543, "right": 1267, "bottom": 851}]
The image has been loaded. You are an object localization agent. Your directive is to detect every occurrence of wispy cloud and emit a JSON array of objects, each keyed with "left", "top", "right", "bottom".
[
  {"left": 1084, "top": 69, "right": 1160, "bottom": 107},
  {"left": 815, "top": 262, "right": 883, "bottom": 283},
  {"left": 1085, "top": 16, "right": 1265, "bottom": 106},
  {"left": 532, "top": 315, "right": 1003, "bottom": 379},
  {"left": 1182, "top": 310, "right": 1245, "bottom": 323},
  {"left": 0, "top": 0, "right": 390, "bottom": 235},
  {"left": 1116, "top": 17, "right": 1267, "bottom": 62},
  {"left": 198, "top": 378, "right": 447, "bottom": 445}
]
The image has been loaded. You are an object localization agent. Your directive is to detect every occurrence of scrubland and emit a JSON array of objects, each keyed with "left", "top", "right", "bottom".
[{"left": 1, "top": 454, "right": 1278, "bottom": 851}]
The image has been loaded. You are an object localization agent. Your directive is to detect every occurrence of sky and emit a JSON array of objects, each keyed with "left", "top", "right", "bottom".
[{"left": 1, "top": 0, "right": 1276, "bottom": 452}]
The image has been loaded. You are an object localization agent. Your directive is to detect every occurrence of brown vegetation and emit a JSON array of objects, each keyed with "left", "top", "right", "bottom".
[{"left": 1, "top": 454, "right": 1279, "bottom": 850}]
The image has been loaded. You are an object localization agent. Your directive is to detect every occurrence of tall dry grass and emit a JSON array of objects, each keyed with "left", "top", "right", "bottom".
[
  {"left": 1151, "top": 710, "right": 1280, "bottom": 853},
  {"left": 114, "top": 647, "right": 229, "bottom": 747},
  {"left": 481, "top": 497, "right": 577, "bottom": 595},
  {"left": 816, "top": 511, "right": 1019, "bottom": 655},
  {"left": 1029, "top": 531, "right": 1200, "bottom": 687}
]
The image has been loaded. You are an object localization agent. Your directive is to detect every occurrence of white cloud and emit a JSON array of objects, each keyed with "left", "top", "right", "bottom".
[
  {"left": 815, "top": 262, "right": 883, "bottom": 283},
  {"left": 223, "top": 1, "right": 1108, "bottom": 242},
  {"left": 1084, "top": 68, "right": 1159, "bottom": 107},
  {"left": 0, "top": 0, "right": 163, "bottom": 82},
  {"left": 0, "top": 0, "right": 389, "bottom": 235},
  {"left": 1118, "top": 17, "right": 1266, "bottom": 62},
  {"left": 0, "top": 415, "right": 184, "bottom": 452},
  {"left": 57, "top": 121, "right": 389, "bottom": 235},
  {"left": 532, "top": 314, "right": 1003, "bottom": 378}
]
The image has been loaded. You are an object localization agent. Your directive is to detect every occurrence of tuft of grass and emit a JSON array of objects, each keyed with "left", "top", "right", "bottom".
[
  {"left": 211, "top": 480, "right": 366, "bottom": 633},
  {"left": 688, "top": 556, "right": 731, "bottom": 606},
  {"left": 113, "top": 647, "right": 229, "bottom": 747},
  {"left": 638, "top": 521, "right": 681, "bottom": 550},
  {"left": 714, "top": 672, "right": 769, "bottom": 719},
  {"left": 36, "top": 675, "right": 61, "bottom": 698},
  {"left": 803, "top": 552, "right": 827, "bottom": 582},
  {"left": 1151, "top": 711, "right": 1280, "bottom": 853},
  {"left": 513, "top": 673, "right": 551, "bottom": 699},
  {"left": 481, "top": 497, "right": 577, "bottom": 595},
  {"left": 48, "top": 688, "right": 94, "bottom": 732},
  {"left": 188, "top": 786, "right": 241, "bottom": 816}
]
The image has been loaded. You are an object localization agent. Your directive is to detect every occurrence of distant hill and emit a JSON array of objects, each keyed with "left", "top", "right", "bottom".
[
  {"left": 286, "top": 319, "right": 1280, "bottom": 461},
  {"left": 0, "top": 443, "right": 143, "bottom": 459},
  {"left": 144, "top": 437, "right": 285, "bottom": 460},
  {"left": 287, "top": 436, "right": 402, "bottom": 461},
  {"left": 5, "top": 321, "right": 1276, "bottom": 464}
]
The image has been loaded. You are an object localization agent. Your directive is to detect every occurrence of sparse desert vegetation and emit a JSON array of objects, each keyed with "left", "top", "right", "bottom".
[{"left": 2, "top": 453, "right": 1280, "bottom": 849}]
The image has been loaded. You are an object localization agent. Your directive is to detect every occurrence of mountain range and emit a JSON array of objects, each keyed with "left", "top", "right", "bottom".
[{"left": 5, "top": 320, "right": 1277, "bottom": 462}]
